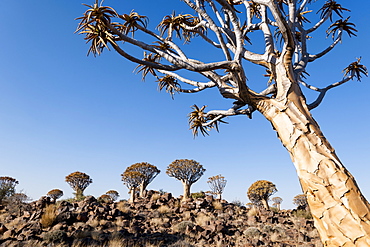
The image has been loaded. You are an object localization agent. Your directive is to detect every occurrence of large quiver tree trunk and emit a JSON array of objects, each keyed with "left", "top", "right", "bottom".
[{"left": 256, "top": 90, "right": 370, "bottom": 246}]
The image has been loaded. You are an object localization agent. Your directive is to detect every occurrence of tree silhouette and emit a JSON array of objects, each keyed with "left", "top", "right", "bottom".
[
  {"left": 65, "top": 171, "right": 92, "bottom": 200},
  {"left": 0, "top": 176, "right": 18, "bottom": 203},
  {"left": 77, "top": 0, "right": 370, "bottom": 244},
  {"left": 207, "top": 174, "right": 227, "bottom": 200},
  {"left": 293, "top": 194, "right": 309, "bottom": 210},
  {"left": 125, "top": 162, "right": 160, "bottom": 197},
  {"left": 121, "top": 171, "right": 144, "bottom": 203},
  {"left": 247, "top": 180, "right": 277, "bottom": 210},
  {"left": 105, "top": 190, "right": 119, "bottom": 201},
  {"left": 166, "top": 159, "right": 205, "bottom": 200},
  {"left": 46, "top": 189, "right": 64, "bottom": 203}
]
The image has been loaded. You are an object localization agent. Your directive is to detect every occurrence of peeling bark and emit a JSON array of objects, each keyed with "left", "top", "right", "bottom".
[{"left": 256, "top": 91, "right": 370, "bottom": 246}]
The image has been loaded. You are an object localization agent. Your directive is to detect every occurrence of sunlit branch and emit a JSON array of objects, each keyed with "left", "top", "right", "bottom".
[
  {"left": 308, "top": 30, "right": 342, "bottom": 62},
  {"left": 135, "top": 25, "right": 188, "bottom": 60},
  {"left": 183, "top": 0, "right": 232, "bottom": 60},
  {"left": 305, "top": 75, "right": 353, "bottom": 110},
  {"left": 306, "top": 13, "right": 330, "bottom": 34}
]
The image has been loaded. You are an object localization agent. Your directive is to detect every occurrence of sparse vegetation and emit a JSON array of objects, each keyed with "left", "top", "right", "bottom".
[{"left": 40, "top": 204, "right": 57, "bottom": 228}]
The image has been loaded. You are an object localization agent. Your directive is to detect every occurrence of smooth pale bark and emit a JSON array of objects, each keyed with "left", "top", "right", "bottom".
[
  {"left": 129, "top": 189, "right": 136, "bottom": 203},
  {"left": 216, "top": 193, "right": 222, "bottom": 200},
  {"left": 139, "top": 184, "right": 146, "bottom": 198},
  {"left": 182, "top": 182, "right": 191, "bottom": 201},
  {"left": 255, "top": 88, "right": 370, "bottom": 246}
]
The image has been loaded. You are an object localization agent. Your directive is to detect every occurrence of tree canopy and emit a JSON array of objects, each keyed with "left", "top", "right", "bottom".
[
  {"left": 247, "top": 180, "right": 277, "bottom": 210},
  {"left": 65, "top": 171, "right": 93, "bottom": 199}
]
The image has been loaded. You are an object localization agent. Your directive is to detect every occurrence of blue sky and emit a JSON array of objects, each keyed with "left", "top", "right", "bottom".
[{"left": 0, "top": 0, "right": 369, "bottom": 209}]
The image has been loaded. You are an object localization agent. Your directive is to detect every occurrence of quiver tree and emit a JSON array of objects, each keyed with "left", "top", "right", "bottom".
[
  {"left": 0, "top": 176, "right": 18, "bottom": 203},
  {"left": 293, "top": 194, "right": 309, "bottom": 210},
  {"left": 126, "top": 162, "right": 160, "bottom": 197},
  {"left": 121, "top": 171, "right": 144, "bottom": 203},
  {"left": 105, "top": 190, "right": 119, "bottom": 201},
  {"left": 207, "top": 174, "right": 227, "bottom": 200},
  {"left": 65, "top": 171, "right": 92, "bottom": 200},
  {"left": 247, "top": 180, "right": 277, "bottom": 210},
  {"left": 166, "top": 159, "right": 205, "bottom": 200},
  {"left": 271, "top": 196, "right": 283, "bottom": 210},
  {"left": 46, "top": 189, "right": 64, "bottom": 203},
  {"left": 76, "top": 0, "right": 370, "bottom": 245}
]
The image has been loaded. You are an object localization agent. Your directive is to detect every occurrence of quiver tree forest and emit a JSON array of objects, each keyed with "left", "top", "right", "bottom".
[{"left": 76, "top": 0, "right": 370, "bottom": 245}]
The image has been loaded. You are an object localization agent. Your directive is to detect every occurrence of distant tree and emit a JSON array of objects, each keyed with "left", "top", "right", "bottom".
[
  {"left": 47, "top": 189, "right": 64, "bottom": 203},
  {"left": 6, "top": 192, "right": 31, "bottom": 216},
  {"left": 98, "top": 194, "right": 113, "bottom": 203},
  {"left": 121, "top": 171, "right": 144, "bottom": 203},
  {"left": 207, "top": 174, "right": 227, "bottom": 200},
  {"left": 247, "top": 180, "right": 277, "bottom": 210},
  {"left": 105, "top": 190, "right": 119, "bottom": 201},
  {"left": 271, "top": 196, "right": 283, "bottom": 210},
  {"left": 0, "top": 176, "right": 18, "bottom": 203},
  {"left": 126, "top": 162, "right": 160, "bottom": 197},
  {"left": 166, "top": 159, "right": 205, "bottom": 200},
  {"left": 293, "top": 194, "right": 309, "bottom": 210},
  {"left": 65, "top": 171, "right": 92, "bottom": 200}
]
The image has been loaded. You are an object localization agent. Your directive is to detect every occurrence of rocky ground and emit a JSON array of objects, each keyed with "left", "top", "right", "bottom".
[{"left": 0, "top": 192, "right": 323, "bottom": 247}]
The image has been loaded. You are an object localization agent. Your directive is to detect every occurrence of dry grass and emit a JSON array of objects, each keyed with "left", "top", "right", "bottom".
[
  {"left": 195, "top": 213, "right": 211, "bottom": 227},
  {"left": 117, "top": 201, "right": 131, "bottom": 214},
  {"left": 150, "top": 217, "right": 170, "bottom": 226},
  {"left": 157, "top": 205, "right": 171, "bottom": 215},
  {"left": 151, "top": 193, "right": 161, "bottom": 201},
  {"left": 212, "top": 200, "right": 223, "bottom": 210},
  {"left": 247, "top": 206, "right": 260, "bottom": 217},
  {"left": 40, "top": 204, "right": 57, "bottom": 228}
]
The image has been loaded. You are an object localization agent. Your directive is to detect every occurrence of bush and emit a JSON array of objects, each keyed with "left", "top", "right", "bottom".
[
  {"left": 292, "top": 209, "right": 313, "bottom": 219},
  {"left": 173, "top": 221, "right": 195, "bottom": 233},
  {"left": 40, "top": 204, "right": 57, "bottom": 228},
  {"left": 191, "top": 191, "right": 205, "bottom": 199},
  {"left": 43, "top": 230, "right": 68, "bottom": 243},
  {"left": 243, "top": 227, "right": 262, "bottom": 238}
]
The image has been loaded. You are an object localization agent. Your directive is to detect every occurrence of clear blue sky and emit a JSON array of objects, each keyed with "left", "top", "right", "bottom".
[{"left": 0, "top": 1, "right": 369, "bottom": 209}]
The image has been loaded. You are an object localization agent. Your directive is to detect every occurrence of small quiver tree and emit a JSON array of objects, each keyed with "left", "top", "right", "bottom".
[
  {"left": 105, "top": 190, "right": 119, "bottom": 201},
  {"left": 46, "top": 189, "right": 64, "bottom": 203},
  {"left": 207, "top": 174, "right": 227, "bottom": 200},
  {"left": 121, "top": 171, "right": 144, "bottom": 203},
  {"left": 166, "top": 159, "right": 205, "bottom": 201},
  {"left": 125, "top": 162, "right": 160, "bottom": 197},
  {"left": 0, "top": 176, "right": 18, "bottom": 204},
  {"left": 98, "top": 194, "right": 113, "bottom": 204},
  {"left": 65, "top": 171, "right": 92, "bottom": 200},
  {"left": 247, "top": 180, "right": 277, "bottom": 210},
  {"left": 293, "top": 194, "right": 309, "bottom": 210},
  {"left": 271, "top": 196, "right": 283, "bottom": 211}
]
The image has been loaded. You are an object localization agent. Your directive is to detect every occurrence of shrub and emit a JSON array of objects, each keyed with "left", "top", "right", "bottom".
[
  {"left": 158, "top": 205, "right": 171, "bottom": 215},
  {"left": 151, "top": 193, "right": 161, "bottom": 201},
  {"left": 43, "top": 230, "right": 68, "bottom": 243},
  {"left": 231, "top": 199, "right": 244, "bottom": 207},
  {"left": 212, "top": 200, "right": 223, "bottom": 210},
  {"left": 243, "top": 227, "right": 262, "bottom": 239},
  {"left": 247, "top": 207, "right": 260, "bottom": 217},
  {"left": 292, "top": 209, "right": 313, "bottom": 219},
  {"left": 173, "top": 221, "right": 195, "bottom": 233},
  {"left": 191, "top": 191, "right": 205, "bottom": 199},
  {"left": 40, "top": 204, "right": 57, "bottom": 228}
]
